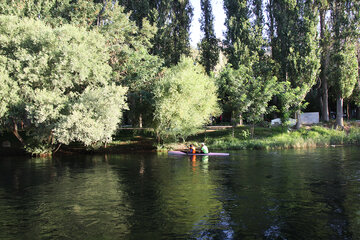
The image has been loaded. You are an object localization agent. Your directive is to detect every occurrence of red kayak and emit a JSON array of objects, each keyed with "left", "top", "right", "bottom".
[{"left": 168, "top": 151, "right": 229, "bottom": 156}]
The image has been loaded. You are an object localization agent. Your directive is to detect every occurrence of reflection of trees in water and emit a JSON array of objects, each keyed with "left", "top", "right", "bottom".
[
  {"left": 217, "top": 148, "right": 359, "bottom": 239},
  {"left": 109, "top": 154, "right": 226, "bottom": 238},
  {"left": 0, "top": 155, "right": 132, "bottom": 239},
  {"left": 339, "top": 147, "right": 360, "bottom": 238},
  {"left": 1, "top": 148, "right": 360, "bottom": 239}
]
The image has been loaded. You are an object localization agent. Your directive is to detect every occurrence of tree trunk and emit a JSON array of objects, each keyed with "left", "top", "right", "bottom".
[
  {"left": 139, "top": 93, "right": 143, "bottom": 128},
  {"left": 12, "top": 120, "right": 24, "bottom": 145},
  {"left": 321, "top": 79, "right": 329, "bottom": 122},
  {"left": 97, "top": 0, "right": 107, "bottom": 26},
  {"left": 53, "top": 144, "right": 62, "bottom": 153},
  {"left": 238, "top": 114, "right": 243, "bottom": 126},
  {"left": 320, "top": 9, "right": 329, "bottom": 122},
  {"left": 336, "top": 96, "right": 344, "bottom": 128},
  {"left": 139, "top": 114, "right": 143, "bottom": 128},
  {"left": 319, "top": 93, "right": 323, "bottom": 120}
]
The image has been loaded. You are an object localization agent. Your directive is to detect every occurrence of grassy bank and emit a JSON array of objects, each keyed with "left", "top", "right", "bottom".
[
  {"left": 162, "top": 123, "right": 360, "bottom": 151},
  {"left": 2, "top": 123, "right": 360, "bottom": 156}
]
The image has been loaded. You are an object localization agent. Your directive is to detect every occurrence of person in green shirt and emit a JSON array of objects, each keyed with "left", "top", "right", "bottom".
[{"left": 200, "top": 143, "right": 208, "bottom": 154}]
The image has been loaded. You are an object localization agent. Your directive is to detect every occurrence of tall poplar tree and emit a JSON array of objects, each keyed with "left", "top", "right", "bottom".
[
  {"left": 318, "top": 0, "right": 331, "bottom": 122},
  {"left": 118, "top": 0, "right": 152, "bottom": 27},
  {"left": 163, "top": 0, "right": 193, "bottom": 66},
  {"left": 268, "top": 0, "right": 320, "bottom": 126},
  {"left": 223, "top": 0, "right": 253, "bottom": 69},
  {"left": 118, "top": 0, "right": 193, "bottom": 67},
  {"left": 199, "top": 0, "right": 219, "bottom": 75},
  {"left": 328, "top": 0, "right": 359, "bottom": 127},
  {"left": 222, "top": 0, "right": 279, "bottom": 126},
  {"left": 98, "top": 3, "right": 163, "bottom": 128}
]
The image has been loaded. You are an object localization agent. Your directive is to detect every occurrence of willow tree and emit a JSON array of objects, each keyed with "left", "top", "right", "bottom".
[
  {"left": 0, "top": 16, "right": 128, "bottom": 155},
  {"left": 198, "top": 0, "right": 219, "bottom": 75},
  {"left": 0, "top": 67, "right": 18, "bottom": 120},
  {"left": 153, "top": 57, "right": 220, "bottom": 142}
]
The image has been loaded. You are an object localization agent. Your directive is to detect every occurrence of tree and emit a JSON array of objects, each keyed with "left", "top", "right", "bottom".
[
  {"left": 216, "top": 65, "right": 251, "bottom": 126},
  {"left": 117, "top": 0, "right": 194, "bottom": 67},
  {"left": 268, "top": 0, "right": 320, "bottom": 127},
  {"left": 54, "top": 84, "right": 127, "bottom": 146},
  {"left": 151, "top": 0, "right": 193, "bottom": 66},
  {"left": 246, "top": 75, "right": 279, "bottom": 136},
  {"left": 0, "top": 65, "right": 19, "bottom": 120},
  {"left": 329, "top": 42, "right": 358, "bottom": 127},
  {"left": 318, "top": 0, "right": 331, "bottom": 122},
  {"left": 0, "top": 0, "right": 103, "bottom": 28},
  {"left": 222, "top": 0, "right": 280, "bottom": 128},
  {"left": 98, "top": 4, "right": 163, "bottom": 128},
  {"left": 118, "top": 0, "right": 150, "bottom": 27},
  {"left": 328, "top": 0, "right": 359, "bottom": 128},
  {"left": 153, "top": 57, "right": 220, "bottom": 142},
  {"left": 198, "top": 0, "right": 219, "bottom": 75},
  {"left": 223, "top": 0, "right": 260, "bottom": 123},
  {"left": 217, "top": 63, "right": 280, "bottom": 136},
  {"left": 0, "top": 16, "right": 128, "bottom": 155},
  {"left": 223, "top": 0, "right": 253, "bottom": 69}
]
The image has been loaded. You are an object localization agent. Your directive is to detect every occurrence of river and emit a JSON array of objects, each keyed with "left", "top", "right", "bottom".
[{"left": 0, "top": 147, "right": 360, "bottom": 239}]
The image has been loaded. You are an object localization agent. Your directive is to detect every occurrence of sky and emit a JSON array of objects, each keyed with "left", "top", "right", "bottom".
[{"left": 189, "top": 0, "right": 226, "bottom": 47}]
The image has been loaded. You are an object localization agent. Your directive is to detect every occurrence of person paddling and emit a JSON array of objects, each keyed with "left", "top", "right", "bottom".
[
  {"left": 200, "top": 143, "right": 208, "bottom": 154},
  {"left": 188, "top": 144, "right": 196, "bottom": 154}
]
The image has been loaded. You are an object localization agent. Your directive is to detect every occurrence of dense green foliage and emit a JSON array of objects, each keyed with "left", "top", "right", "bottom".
[
  {"left": 0, "top": 16, "right": 127, "bottom": 154},
  {"left": 216, "top": 65, "right": 250, "bottom": 123},
  {"left": 97, "top": 4, "right": 162, "bottom": 127},
  {"left": 269, "top": 0, "right": 321, "bottom": 124},
  {"left": 0, "top": 0, "right": 103, "bottom": 28},
  {"left": 155, "top": 0, "right": 193, "bottom": 66},
  {"left": 198, "top": 0, "right": 219, "bottom": 75},
  {"left": 153, "top": 57, "right": 220, "bottom": 141},
  {"left": 0, "top": 0, "right": 359, "bottom": 155},
  {"left": 328, "top": 0, "right": 360, "bottom": 127}
]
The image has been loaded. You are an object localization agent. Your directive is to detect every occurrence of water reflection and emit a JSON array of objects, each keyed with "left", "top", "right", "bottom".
[
  {"left": 0, "top": 155, "right": 132, "bottom": 240},
  {"left": 0, "top": 147, "right": 360, "bottom": 239}
]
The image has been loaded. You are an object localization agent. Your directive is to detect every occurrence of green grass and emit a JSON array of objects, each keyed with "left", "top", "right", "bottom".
[
  {"left": 4, "top": 124, "right": 359, "bottom": 156},
  {"left": 100, "top": 123, "right": 360, "bottom": 151},
  {"left": 180, "top": 124, "right": 359, "bottom": 151}
]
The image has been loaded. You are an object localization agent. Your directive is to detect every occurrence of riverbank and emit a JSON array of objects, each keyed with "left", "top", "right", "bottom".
[
  {"left": 90, "top": 122, "right": 360, "bottom": 153},
  {"left": 1, "top": 122, "right": 360, "bottom": 156},
  {"left": 159, "top": 122, "right": 360, "bottom": 151}
]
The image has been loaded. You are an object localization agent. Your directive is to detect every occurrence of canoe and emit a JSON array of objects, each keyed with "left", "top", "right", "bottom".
[{"left": 168, "top": 151, "right": 229, "bottom": 156}]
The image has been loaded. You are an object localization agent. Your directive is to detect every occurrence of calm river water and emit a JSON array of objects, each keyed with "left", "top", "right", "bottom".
[{"left": 1, "top": 147, "right": 360, "bottom": 239}]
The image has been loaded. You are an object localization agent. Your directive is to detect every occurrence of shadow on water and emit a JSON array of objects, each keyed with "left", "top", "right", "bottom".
[{"left": 0, "top": 147, "right": 360, "bottom": 239}]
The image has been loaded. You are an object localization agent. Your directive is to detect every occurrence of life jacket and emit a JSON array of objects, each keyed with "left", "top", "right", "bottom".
[{"left": 189, "top": 146, "right": 196, "bottom": 153}]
